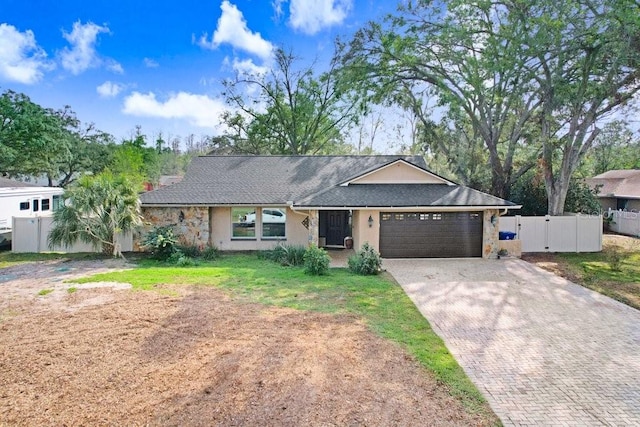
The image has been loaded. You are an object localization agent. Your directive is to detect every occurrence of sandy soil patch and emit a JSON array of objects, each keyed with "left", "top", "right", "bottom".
[{"left": 0, "top": 260, "right": 492, "bottom": 426}]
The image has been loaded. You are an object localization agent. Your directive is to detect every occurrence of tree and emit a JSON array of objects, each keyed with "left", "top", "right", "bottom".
[
  {"left": 343, "top": 1, "right": 540, "bottom": 198},
  {"left": 48, "top": 173, "right": 142, "bottom": 257},
  {"left": 520, "top": 0, "right": 640, "bottom": 214},
  {"left": 344, "top": 0, "right": 640, "bottom": 213},
  {"left": 53, "top": 107, "right": 114, "bottom": 187},
  {"left": 0, "top": 90, "right": 66, "bottom": 180},
  {"left": 107, "top": 130, "right": 161, "bottom": 186},
  {"left": 222, "top": 48, "right": 357, "bottom": 154},
  {"left": 584, "top": 121, "right": 638, "bottom": 176},
  {"left": 510, "top": 168, "right": 601, "bottom": 215}
]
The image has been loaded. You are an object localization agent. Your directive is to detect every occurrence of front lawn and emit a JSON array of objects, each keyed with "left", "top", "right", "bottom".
[{"left": 75, "top": 254, "right": 495, "bottom": 419}]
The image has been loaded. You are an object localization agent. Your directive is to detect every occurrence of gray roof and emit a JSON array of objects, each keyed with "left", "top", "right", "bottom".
[
  {"left": 0, "top": 177, "right": 39, "bottom": 188},
  {"left": 298, "top": 184, "right": 516, "bottom": 207},
  {"left": 140, "top": 155, "right": 515, "bottom": 208}
]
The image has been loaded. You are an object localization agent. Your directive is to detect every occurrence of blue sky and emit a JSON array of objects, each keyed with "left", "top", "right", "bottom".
[{"left": 0, "top": 0, "right": 397, "bottom": 145}]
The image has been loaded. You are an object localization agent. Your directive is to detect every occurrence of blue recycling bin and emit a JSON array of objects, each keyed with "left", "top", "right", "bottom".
[{"left": 499, "top": 231, "right": 516, "bottom": 240}]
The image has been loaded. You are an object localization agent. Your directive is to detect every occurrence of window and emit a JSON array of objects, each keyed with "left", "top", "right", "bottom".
[
  {"left": 381, "top": 213, "right": 392, "bottom": 221},
  {"left": 432, "top": 213, "right": 442, "bottom": 220},
  {"left": 32, "top": 200, "right": 39, "bottom": 212},
  {"left": 394, "top": 213, "right": 405, "bottom": 221},
  {"left": 407, "top": 213, "right": 418, "bottom": 221},
  {"left": 419, "top": 213, "right": 429, "bottom": 220},
  {"left": 52, "top": 195, "right": 61, "bottom": 211},
  {"left": 19, "top": 202, "right": 29, "bottom": 211},
  {"left": 262, "top": 208, "right": 286, "bottom": 238},
  {"left": 232, "top": 207, "right": 256, "bottom": 238},
  {"left": 41, "top": 199, "right": 50, "bottom": 211}
]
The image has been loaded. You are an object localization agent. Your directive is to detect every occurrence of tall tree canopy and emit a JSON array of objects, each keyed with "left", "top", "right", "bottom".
[
  {"left": 0, "top": 90, "right": 113, "bottom": 186},
  {"left": 343, "top": 0, "right": 640, "bottom": 213},
  {"left": 222, "top": 48, "right": 357, "bottom": 155}
]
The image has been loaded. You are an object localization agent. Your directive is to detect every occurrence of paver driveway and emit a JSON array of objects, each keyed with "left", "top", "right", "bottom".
[{"left": 385, "top": 258, "right": 640, "bottom": 426}]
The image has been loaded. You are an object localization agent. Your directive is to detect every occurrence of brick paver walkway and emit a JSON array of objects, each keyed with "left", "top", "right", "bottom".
[{"left": 385, "top": 258, "right": 640, "bottom": 426}]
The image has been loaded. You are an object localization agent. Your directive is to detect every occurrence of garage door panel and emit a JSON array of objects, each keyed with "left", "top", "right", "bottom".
[{"left": 380, "top": 212, "right": 482, "bottom": 258}]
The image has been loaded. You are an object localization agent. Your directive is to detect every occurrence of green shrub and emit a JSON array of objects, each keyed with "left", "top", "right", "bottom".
[
  {"left": 605, "top": 246, "right": 624, "bottom": 272},
  {"left": 167, "top": 252, "right": 198, "bottom": 267},
  {"left": 201, "top": 246, "right": 220, "bottom": 261},
  {"left": 143, "top": 226, "right": 178, "bottom": 260},
  {"left": 348, "top": 242, "right": 382, "bottom": 275},
  {"left": 260, "top": 244, "right": 306, "bottom": 266},
  {"left": 178, "top": 244, "right": 202, "bottom": 258},
  {"left": 303, "top": 245, "right": 330, "bottom": 275}
]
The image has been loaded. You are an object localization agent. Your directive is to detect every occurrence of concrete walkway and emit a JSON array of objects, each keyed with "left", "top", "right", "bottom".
[{"left": 385, "top": 258, "right": 640, "bottom": 426}]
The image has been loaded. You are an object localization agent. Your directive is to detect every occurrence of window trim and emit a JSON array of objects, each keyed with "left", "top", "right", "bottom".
[
  {"left": 41, "top": 198, "right": 50, "bottom": 211},
  {"left": 19, "top": 201, "right": 30, "bottom": 211}
]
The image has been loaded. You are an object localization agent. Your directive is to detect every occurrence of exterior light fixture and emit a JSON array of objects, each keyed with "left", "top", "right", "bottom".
[
  {"left": 368, "top": 215, "right": 374, "bottom": 228},
  {"left": 490, "top": 214, "right": 497, "bottom": 226},
  {"left": 179, "top": 210, "right": 185, "bottom": 222}
]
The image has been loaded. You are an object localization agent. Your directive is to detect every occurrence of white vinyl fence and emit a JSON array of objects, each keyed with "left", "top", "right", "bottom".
[
  {"left": 500, "top": 214, "right": 602, "bottom": 253},
  {"left": 12, "top": 216, "right": 133, "bottom": 253},
  {"left": 607, "top": 209, "right": 640, "bottom": 238}
]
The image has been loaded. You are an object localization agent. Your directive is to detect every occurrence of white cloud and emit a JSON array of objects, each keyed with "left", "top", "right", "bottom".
[
  {"left": 143, "top": 57, "right": 159, "bottom": 68},
  {"left": 229, "top": 57, "right": 269, "bottom": 76},
  {"left": 122, "top": 91, "right": 227, "bottom": 130},
  {"left": 96, "top": 81, "right": 124, "bottom": 98},
  {"left": 272, "top": 0, "right": 286, "bottom": 20},
  {"left": 289, "top": 0, "right": 352, "bottom": 35},
  {"left": 59, "top": 21, "right": 123, "bottom": 75},
  {"left": 0, "top": 23, "right": 53, "bottom": 84},
  {"left": 198, "top": 1, "right": 273, "bottom": 61}
]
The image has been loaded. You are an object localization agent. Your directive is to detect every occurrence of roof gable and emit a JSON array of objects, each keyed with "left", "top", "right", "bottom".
[{"left": 343, "top": 159, "right": 453, "bottom": 186}]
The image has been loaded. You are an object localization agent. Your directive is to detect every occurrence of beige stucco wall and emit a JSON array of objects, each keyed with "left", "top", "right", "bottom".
[
  {"left": 352, "top": 209, "right": 381, "bottom": 252},
  {"left": 599, "top": 197, "right": 617, "bottom": 212},
  {"left": 210, "top": 206, "right": 310, "bottom": 251},
  {"left": 138, "top": 206, "right": 210, "bottom": 251},
  {"left": 351, "top": 162, "right": 446, "bottom": 184},
  {"left": 140, "top": 205, "right": 503, "bottom": 258}
]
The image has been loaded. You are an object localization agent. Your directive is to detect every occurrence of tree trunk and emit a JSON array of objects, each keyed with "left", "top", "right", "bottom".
[{"left": 546, "top": 181, "right": 569, "bottom": 215}]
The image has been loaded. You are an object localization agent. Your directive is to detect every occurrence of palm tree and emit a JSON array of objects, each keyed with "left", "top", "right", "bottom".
[{"left": 49, "top": 172, "right": 142, "bottom": 257}]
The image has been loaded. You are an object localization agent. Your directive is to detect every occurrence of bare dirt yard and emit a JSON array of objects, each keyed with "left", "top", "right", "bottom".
[{"left": 0, "top": 259, "right": 490, "bottom": 426}]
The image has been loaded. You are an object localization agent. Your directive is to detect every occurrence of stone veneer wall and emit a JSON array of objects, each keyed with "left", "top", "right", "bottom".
[
  {"left": 136, "top": 206, "right": 210, "bottom": 251},
  {"left": 483, "top": 209, "right": 499, "bottom": 259}
]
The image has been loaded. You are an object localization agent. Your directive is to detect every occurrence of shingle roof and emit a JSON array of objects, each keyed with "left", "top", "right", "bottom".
[
  {"left": 0, "top": 177, "right": 39, "bottom": 188},
  {"left": 140, "top": 155, "right": 515, "bottom": 208},
  {"left": 587, "top": 169, "right": 640, "bottom": 198},
  {"left": 297, "top": 184, "right": 516, "bottom": 207}
]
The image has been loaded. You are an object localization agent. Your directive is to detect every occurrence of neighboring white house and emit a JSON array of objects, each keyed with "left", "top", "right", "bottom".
[{"left": 0, "top": 177, "right": 64, "bottom": 247}]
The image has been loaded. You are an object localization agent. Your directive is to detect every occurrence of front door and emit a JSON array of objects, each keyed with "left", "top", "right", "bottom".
[{"left": 327, "top": 211, "right": 346, "bottom": 245}]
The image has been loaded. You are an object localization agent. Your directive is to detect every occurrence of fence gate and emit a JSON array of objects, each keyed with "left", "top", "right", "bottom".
[{"left": 499, "top": 215, "right": 602, "bottom": 253}]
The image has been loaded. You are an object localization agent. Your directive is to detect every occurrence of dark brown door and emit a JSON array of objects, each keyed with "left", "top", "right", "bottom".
[
  {"left": 379, "top": 212, "right": 482, "bottom": 258},
  {"left": 327, "top": 211, "right": 345, "bottom": 245}
]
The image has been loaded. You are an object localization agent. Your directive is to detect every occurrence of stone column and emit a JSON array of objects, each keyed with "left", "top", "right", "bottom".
[
  {"left": 483, "top": 209, "right": 499, "bottom": 259},
  {"left": 308, "top": 210, "right": 319, "bottom": 247}
]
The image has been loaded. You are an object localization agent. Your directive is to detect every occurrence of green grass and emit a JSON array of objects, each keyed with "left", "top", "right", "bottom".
[
  {"left": 558, "top": 249, "right": 640, "bottom": 310},
  {"left": 38, "top": 289, "right": 54, "bottom": 296},
  {"left": 74, "top": 254, "right": 493, "bottom": 417},
  {"left": 67, "top": 287, "right": 78, "bottom": 294}
]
